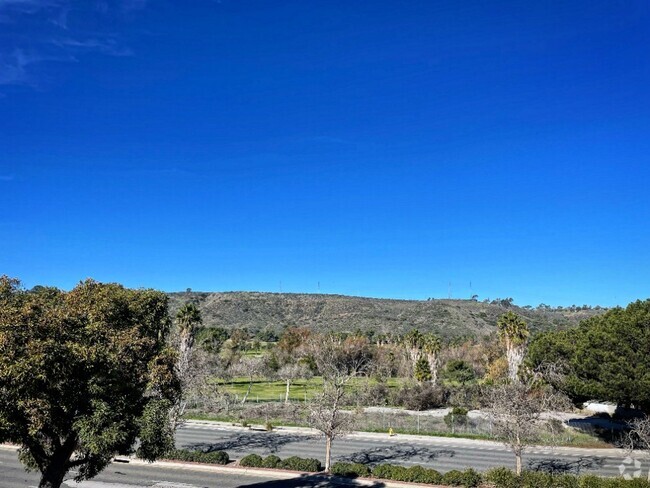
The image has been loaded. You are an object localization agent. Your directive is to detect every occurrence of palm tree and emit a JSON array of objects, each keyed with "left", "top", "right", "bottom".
[
  {"left": 176, "top": 302, "right": 202, "bottom": 373},
  {"left": 422, "top": 333, "right": 442, "bottom": 385},
  {"left": 172, "top": 302, "right": 202, "bottom": 427},
  {"left": 402, "top": 329, "right": 423, "bottom": 366},
  {"left": 497, "top": 311, "right": 529, "bottom": 382}
]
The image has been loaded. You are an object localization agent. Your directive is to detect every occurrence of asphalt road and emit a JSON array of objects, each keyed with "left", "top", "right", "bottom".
[
  {"left": 0, "top": 426, "right": 642, "bottom": 487},
  {"left": 177, "top": 423, "right": 637, "bottom": 478},
  {"left": 0, "top": 448, "right": 364, "bottom": 488}
]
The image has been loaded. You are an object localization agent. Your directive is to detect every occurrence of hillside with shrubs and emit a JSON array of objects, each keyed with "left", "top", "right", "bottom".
[{"left": 168, "top": 291, "right": 604, "bottom": 338}]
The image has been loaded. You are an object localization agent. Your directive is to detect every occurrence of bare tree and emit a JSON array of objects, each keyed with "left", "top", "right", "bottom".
[
  {"left": 180, "top": 349, "right": 239, "bottom": 417},
  {"left": 308, "top": 335, "right": 371, "bottom": 472},
  {"left": 277, "top": 362, "right": 312, "bottom": 404},
  {"left": 624, "top": 416, "right": 650, "bottom": 481},
  {"left": 485, "top": 380, "right": 570, "bottom": 475},
  {"left": 229, "top": 356, "right": 265, "bottom": 404}
]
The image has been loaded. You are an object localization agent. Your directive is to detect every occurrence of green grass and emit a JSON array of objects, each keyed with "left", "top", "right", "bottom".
[{"left": 218, "top": 376, "right": 402, "bottom": 403}]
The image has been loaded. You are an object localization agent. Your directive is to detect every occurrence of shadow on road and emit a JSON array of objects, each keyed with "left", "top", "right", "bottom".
[
  {"left": 527, "top": 457, "right": 605, "bottom": 474},
  {"left": 238, "top": 473, "right": 386, "bottom": 487},
  {"left": 338, "top": 444, "right": 455, "bottom": 465},
  {"left": 183, "top": 432, "right": 317, "bottom": 453}
]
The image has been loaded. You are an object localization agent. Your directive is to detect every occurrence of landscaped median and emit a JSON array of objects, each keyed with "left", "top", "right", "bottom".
[{"left": 159, "top": 449, "right": 650, "bottom": 488}]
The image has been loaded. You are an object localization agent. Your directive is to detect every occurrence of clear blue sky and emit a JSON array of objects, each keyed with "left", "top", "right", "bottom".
[{"left": 1, "top": 1, "right": 649, "bottom": 306}]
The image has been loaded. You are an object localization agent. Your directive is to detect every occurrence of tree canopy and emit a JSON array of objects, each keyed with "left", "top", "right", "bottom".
[
  {"left": 527, "top": 299, "right": 650, "bottom": 412},
  {"left": 0, "top": 277, "right": 180, "bottom": 488}
]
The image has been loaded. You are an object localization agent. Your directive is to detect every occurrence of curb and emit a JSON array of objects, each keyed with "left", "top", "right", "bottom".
[{"left": 130, "top": 458, "right": 440, "bottom": 487}]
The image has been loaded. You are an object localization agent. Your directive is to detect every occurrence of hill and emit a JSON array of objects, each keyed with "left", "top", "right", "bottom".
[{"left": 167, "top": 292, "right": 604, "bottom": 339}]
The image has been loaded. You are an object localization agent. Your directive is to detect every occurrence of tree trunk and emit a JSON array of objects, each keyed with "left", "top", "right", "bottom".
[
  {"left": 242, "top": 375, "right": 253, "bottom": 404},
  {"left": 428, "top": 354, "right": 439, "bottom": 386},
  {"left": 506, "top": 345, "right": 525, "bottom": 383},
  {"left": 285, "top": 379, "right": 291, "bottom": 404},
  {"left": 515, "top": 452, "right": 522, "bottom": 476},
  {"left": 39, "top": 465, "right": 67, "bottom": 488},
  {"left": 324, "top": 435, "right": 332, "bottom": 472}
]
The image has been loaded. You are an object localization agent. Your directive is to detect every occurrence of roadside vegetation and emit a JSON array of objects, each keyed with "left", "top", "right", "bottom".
[{"left": 2, "top": 275, "right": 649, "bottom": 486}]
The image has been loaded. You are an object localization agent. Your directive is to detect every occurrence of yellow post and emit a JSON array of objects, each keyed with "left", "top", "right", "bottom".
[{"left": 389, "top": 427, "right": 394, "bottom": 437}]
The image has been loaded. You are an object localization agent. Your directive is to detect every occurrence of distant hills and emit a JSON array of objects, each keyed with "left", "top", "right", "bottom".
[{"left": 167, "top": 291, "right": 604, "bottom": 339}]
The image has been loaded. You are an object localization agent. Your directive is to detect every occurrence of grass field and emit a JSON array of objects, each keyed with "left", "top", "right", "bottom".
[{"left": 218, "top": 376, "right": 402, "bottom": 403}]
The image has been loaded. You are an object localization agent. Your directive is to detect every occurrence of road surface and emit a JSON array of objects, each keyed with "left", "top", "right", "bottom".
[
  {"left": 0, "top": 425, "right": 642, "bottom": 487},
  {"left": 176, "top": 423, "right": 636, "bottom": 478},
  {"left": 0, "top": 448, "right": 371, "bottom": 488}
]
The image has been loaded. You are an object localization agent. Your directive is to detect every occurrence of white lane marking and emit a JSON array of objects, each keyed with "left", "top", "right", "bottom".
[
  {"left": 64, "top": 482, "right": 142, "bottom": 487},
  {"left": 64, "top": 482, "right": 203, "bottom": 488}
]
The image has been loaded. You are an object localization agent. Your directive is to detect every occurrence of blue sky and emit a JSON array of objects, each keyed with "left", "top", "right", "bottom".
[{"left": 1, "top": 0, "right": 649, "bottom": 306}]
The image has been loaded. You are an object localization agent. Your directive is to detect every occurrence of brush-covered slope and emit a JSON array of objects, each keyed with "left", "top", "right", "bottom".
[{"left": 167, "top": 292, "right": 603, "bottom": 338}]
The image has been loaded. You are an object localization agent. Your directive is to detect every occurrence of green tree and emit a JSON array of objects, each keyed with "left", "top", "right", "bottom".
[
  {"left": 0, "top": 277, "right": 180, "bottom": 488},
  {"left": 196, "top": 327, "right": 230, "bottom": 353},
  {"left": 527, "top": 300, "right": 650, "bottom": 412},
  {"left": 497, "top": 311, "right": 529, "bottom": 382},
  {"left": 414, "top": 355, "right": 432, "bottom": 382},
  {"left": 442, "top": 360, "right": 476, "bottom": 385}
]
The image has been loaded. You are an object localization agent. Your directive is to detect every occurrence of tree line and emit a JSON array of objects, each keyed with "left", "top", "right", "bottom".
[{"left": 1, "top": 276, "right": 649, "bottom": 486}]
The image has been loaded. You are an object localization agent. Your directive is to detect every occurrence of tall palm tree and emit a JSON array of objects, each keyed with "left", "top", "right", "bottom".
[
  {"left": 402, "top": 328, "right": 423, "bottom": 366},
  {"left": 176, "top": 302, "right": 202, "bottom": 373},
  {"left": 497, "top": 311, "right": 529, "bottom": 382},
  {"left": 422, "top": 333, "right": 442, "bottom": 385},
  {"left": 172, "top": 302, "right": 202, "bottom": 427}
]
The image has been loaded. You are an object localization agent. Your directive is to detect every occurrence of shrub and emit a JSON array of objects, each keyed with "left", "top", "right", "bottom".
[
  {"left": 239, "top": 453, "right": 264, "bottom": 467},
  {"left": 578, "top": 475, "right": 606, "bottom": 488},
  {"left": 442, "top": 469, "right": 466, "bottom": 486},
  {"left": 520, "top": 471, "right": 553, "bottom": 488},
  {"left": 261, "top": 455, "right": 282, "bottom": 469},
  {"left": 372, "top": 464, "right": 410, "bottom": 481},
  {"left": 331, "top": 462, "right": 371, "bottom": 478},
  {"left": 265, "top": 422, "right": 274, "bottom": 431},
  {"left": 444, "top": 406, "right": 469, "bottom": 429},
  {"left": 407, "top": 465, "right": 443, "bottom": 484},
  {"left": 554, "top": 475, "right": 580, "bottom": 488},
  {"left": 448, "top": 384, "right": 486, "bottom": 410},
  {"left": 461, "top": 468, "right": 483, "bottom": 488},
  {"left": 280, "top": 456, "right": 322, "bottom": 472},
  {"left": 392, "top": 383, "right": 448, "bottom": 410},
  {"left": 484, "top": 467, "right": 519, "bottom": 488},
  {"left": 164, "top": 448, "right": 229, "bottom": 465}
]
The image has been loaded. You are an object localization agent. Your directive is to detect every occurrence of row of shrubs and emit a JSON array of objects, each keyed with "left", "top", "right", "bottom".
[
  {"left": 483, "top": 468, "right": 650, "bottom": 488},
  {"left": 239, "top": 453, "right": 322, "bottom": 472},
  {"left": 331, "top": 463, "right": 482, "bottom": 486},
  {"left": 163, "top": 448, "right": 230, "bottom": 465},
  {"left": 331, "top": 463, "right": 650, "bottom": 488},
  {"left": 161, "top": 451, "right": 650, "bottom": 488}
]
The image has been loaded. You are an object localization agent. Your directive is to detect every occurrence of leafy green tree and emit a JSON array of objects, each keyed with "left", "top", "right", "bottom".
[
  {"left": 0, "top": 277, "right": 180, "bottom": 488},
  {"left": 196, "top": 327, "right": 230, "bottom": 353},
  {"left": 527, "top": 300, "right": 650, "bottom": 412},
  {"left": 414, "top": 355, "right": 432, "bottom": 382},
  {"left": 497, "top": 311, "right": 529, "bottom": 382},
  {"left": 442, "top": 360, "right": 476, "bottom": 385}
]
